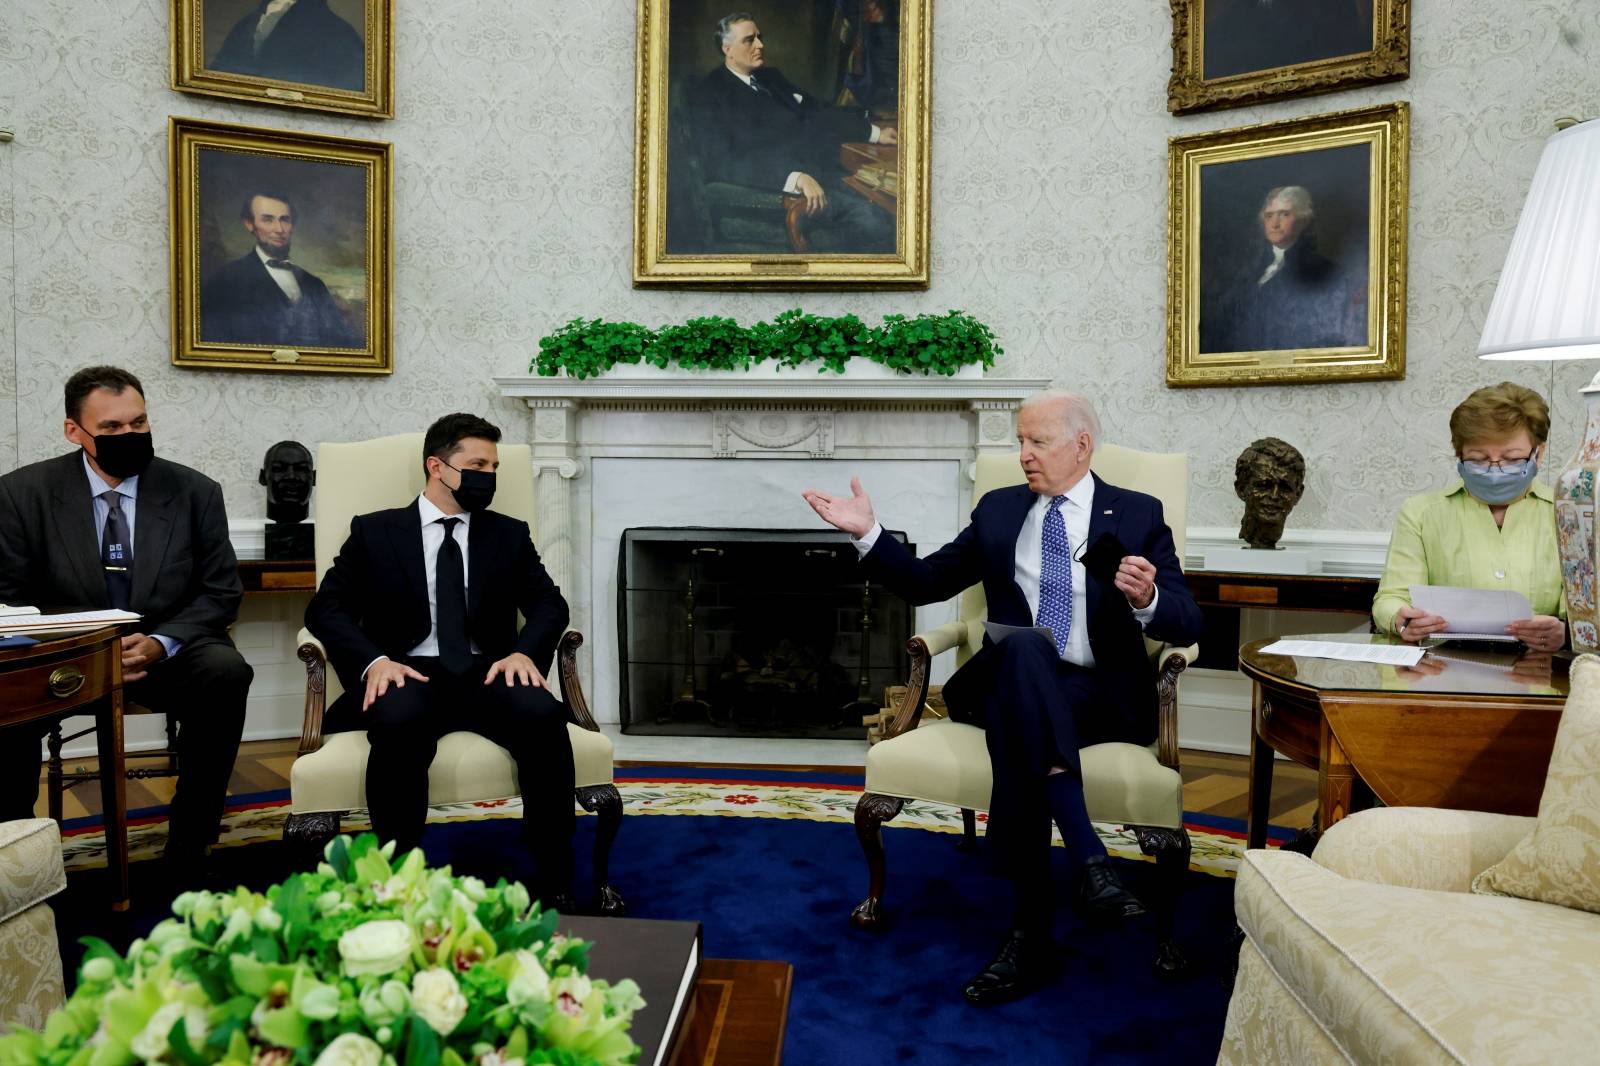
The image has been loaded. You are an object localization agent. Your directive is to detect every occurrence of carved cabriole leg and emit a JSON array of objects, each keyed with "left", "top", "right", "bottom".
[
  {"left": 850, "top": 792, "right": 904, "bottom": 930},
  {"left": 576, "top": 784, "right": 626, "bottom": 916},
  {"left": 1135, "top": 825, "right": 1191, "bottom": 978},
  {"left": 958, "top": 808, "right": 979, "bottom": 853},
  {"left": 285, "top": 811, "right": 343, "bottom": 868}
]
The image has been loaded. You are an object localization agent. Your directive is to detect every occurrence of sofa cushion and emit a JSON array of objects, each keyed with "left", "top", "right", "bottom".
[
  {"left": 863, "top": 720, "right": 1182, "bottom": 828},
  {"left": 1238, "top": 848, "right": 1600, "bottom": 1064},
  {"left": 0, "top": 819, "right": 66, "bottom": 923},
  {"left": 1473, "top": 653, "right": 1600, "bottom": 913},
  {"left": 290, "top": 724, "right": 614, "bottom": 814}
]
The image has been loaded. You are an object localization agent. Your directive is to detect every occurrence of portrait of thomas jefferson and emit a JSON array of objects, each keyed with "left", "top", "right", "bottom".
[
  {"left": 200, "top": 187, "right": 363, "bottom": 350},
  {"left": 205, "top": 0, "right": 366, "bottom": 91}
]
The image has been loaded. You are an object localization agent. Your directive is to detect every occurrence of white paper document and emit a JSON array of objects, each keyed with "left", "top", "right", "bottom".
[
  {"left": 1408, "top": 585, "right": 1531, "bottom": 641},
  {"left": 0, "top": 605, "right": 41, "bottom": 619},
  {"left": 1259, "top": 639, "right": 1426, "bottom": 667},
  {"left": 984, "top": 621, "right": 1056, "bottom": 645},
  {"left": 0, "top": 608, "right": 140, "bottom": 635}
]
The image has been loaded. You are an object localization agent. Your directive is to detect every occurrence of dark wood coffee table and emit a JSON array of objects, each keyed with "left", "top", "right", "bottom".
[{"left": 670, "top": 959, "right": 792, "bottom": 1066}]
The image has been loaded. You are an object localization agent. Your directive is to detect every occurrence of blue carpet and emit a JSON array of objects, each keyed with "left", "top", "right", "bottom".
[{"left": 53, "top": 811, "right": 1235, "bottom": 1064}]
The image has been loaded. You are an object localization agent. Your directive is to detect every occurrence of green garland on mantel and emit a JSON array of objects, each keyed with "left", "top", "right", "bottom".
[{"left": 532, "top": 309, "right": 1001, "bottom": 379}]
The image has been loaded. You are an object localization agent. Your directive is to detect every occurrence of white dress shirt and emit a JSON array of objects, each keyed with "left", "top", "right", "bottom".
[
  {"left": 852, "top": 475, "right": 1159, "bottom": 667},
  {"left": 256, "top": 244, "right": 303, "bottom": 304},
  {"left": 362, "top": 495, "right": 480, "bottom": 679},
  {"left": 724, "top": 67, "right": 883, "bottom": 195},
  {"left": 254, "top": 0, "right": 298, "bottom": 53},
  {"left": 82, "top": 453, "right": 181, "bottom": 659},
  {"left": 1258, "top": 244, "right": 1288, "bottom": 286}
]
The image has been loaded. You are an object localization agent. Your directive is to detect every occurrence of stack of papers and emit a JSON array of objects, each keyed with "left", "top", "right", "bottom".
[
  {"left": 0, "top": 608, "right": 140, "bottom": 635},
  {"left": 1258, "top": 639, "right": 1426, "bottom": 667},
  {"left": 1408, "top": 585, "right": 1530, "bottom": 642}
]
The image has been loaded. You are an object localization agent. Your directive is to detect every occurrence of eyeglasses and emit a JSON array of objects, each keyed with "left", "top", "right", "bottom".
[{"left": 1460, "top": 458, "right": 1535, "bottom": 475}]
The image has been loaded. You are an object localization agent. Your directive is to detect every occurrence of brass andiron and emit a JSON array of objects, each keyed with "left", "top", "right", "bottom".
[
  {"left": 668, "top": 548, "right": 718, "bottom": 723},
  {"left": 837, "top": 582, "right": 879, "bottom": 729}
]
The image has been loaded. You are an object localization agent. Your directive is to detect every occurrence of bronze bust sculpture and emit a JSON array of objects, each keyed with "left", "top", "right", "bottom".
[
  {"left": 1235, "top": 438, "right": 1305, "bottom": 550},
  {"left": 260, "top": 440, "right": 315, "bottom": 558}
]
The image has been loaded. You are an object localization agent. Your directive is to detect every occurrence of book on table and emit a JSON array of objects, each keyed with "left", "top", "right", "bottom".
[
  {"left": 560, "top": 915, "right": 701, "bottom": 1066},
  {"left": 0, "top": 608, "right": 140, "bottom": 636}
]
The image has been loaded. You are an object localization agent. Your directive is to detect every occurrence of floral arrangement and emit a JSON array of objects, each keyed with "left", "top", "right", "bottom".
[{"left": 0, "top": 835, "right": 643, "bottom": 1066}]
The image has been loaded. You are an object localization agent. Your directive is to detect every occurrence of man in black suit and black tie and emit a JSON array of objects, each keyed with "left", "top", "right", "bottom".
[
  {"left": 689, "top": 11, "right": 897, "bottom": 253},
  {"left": 201, "top": 191, "right": 360, "bottom": 350},
  {"left": 209, "top": 0, "right": 365, "bottom": 91},
  {"left": 305, "top": 414, "right": 576, "bottom": 903},
  {"left": 0, "top": 366, "right": 252, "bottom": 880},
  {"left": 804, "top": 390, "right": 1204, "bottom": 1005}
]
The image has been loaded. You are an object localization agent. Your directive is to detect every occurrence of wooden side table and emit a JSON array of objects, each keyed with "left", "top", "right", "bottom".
[
  {"left": 0, "top": 627, "right": 129, "bottom": 910},
  {"left": 670, "top": 959, "right": 792, "bottom": 1066}
]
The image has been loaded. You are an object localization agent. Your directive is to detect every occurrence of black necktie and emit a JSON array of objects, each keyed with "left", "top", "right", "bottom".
[
  {"left": 266, "top": 259, "right": 293, "bottom": 270},
  {"left": 435, "top": 517, "right": 472, "bottom": 674},
  {"left": 100, "top": 490, "right": 133, "bottom": 610}
]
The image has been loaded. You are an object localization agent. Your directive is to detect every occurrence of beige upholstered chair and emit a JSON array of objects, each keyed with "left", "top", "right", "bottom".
[
  {"left": 289, "top": 433, "right": 624, "bottom": 913},
  {"left": 0, "top": 818, "right": 66, "bottom": 1033},
  {"left": 852, "top": 446, "right": 1198, "bottom": 973}
]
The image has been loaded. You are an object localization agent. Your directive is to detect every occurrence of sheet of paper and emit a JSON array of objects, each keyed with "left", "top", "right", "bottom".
[
  {"left": 1259, "top": 639, "right": 1426, "bottom": 666},
  {"left": 1409, "top": 585, "right": 1532, "bottom": 639},
  {"left": 984, "top": 621, "right": 1056, "bottom": 645},
  {"left": 0, "top": 604, "right": 40, "bottom": 618},
  {"left": 0, "top": 608, "right": 140, "bottom": 634}
]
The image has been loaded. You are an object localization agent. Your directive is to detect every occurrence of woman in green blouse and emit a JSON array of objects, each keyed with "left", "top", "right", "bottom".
[{"left": 1373, "top": 382, "right": 1566, "bottom": 651}]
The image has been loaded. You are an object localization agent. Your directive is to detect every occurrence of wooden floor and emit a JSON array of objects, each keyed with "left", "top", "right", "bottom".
[{"left": 33, "top": 738, "right": 1320, "bottom": 828}]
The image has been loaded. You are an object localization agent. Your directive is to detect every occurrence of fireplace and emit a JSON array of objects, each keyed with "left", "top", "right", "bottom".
[{"left": 618, "top": 527, "right": 914, "bottom": 738}]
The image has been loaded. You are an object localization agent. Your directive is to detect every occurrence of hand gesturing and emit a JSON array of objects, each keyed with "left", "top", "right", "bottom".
[{"left": 801, "top": 476, "right": 876, "bottom": 538}]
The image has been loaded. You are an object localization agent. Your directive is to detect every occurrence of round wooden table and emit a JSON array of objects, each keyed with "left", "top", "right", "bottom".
[
  {"left": 1240, "top": 634, "right": 1568, "bottom": 850},
  {"left": 0, "top": 626, "right": 129, "bottom": 909}
]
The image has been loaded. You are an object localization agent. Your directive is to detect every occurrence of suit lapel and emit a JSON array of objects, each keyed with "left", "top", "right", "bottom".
[
  {"left": 388, "top": 503, "right": 428, "bottom": 628},
  {"left": 48, "top": 453, "right": 108, "bottom": 606},
  {"left": 1084, "top": 474, "right": 1123, "bottom": 629},
  {"left": 994, "top": 485, "right": 1036, "bottom": 618},
  {"left": 130, "top": 461, "right": 177, "bottom": 611},
  {"left": 466, "top": 512, "right": 488, "bottom": 617}
]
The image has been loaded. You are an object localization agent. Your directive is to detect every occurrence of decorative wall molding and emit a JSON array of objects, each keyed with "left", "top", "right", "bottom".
[{"left": 712, "top": 409, "right": 834, "bottom": 458}]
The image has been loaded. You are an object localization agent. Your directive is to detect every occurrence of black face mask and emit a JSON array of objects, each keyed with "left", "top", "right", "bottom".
[
  {"left": 85, "top": 430, "right": 154, "bottom": 480},
  {"left": 443, "top": 463, "right": 496, "bottom": 513}
]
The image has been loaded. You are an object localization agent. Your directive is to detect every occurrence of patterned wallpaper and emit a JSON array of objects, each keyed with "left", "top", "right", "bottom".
[{"left": 2, "top": 0, "right": 1598, "bottom": 532}]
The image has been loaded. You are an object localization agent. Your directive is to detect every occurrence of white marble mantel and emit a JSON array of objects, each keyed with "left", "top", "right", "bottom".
[{"left": 493, "top": 368, "right": 1050, "bottom": 722}]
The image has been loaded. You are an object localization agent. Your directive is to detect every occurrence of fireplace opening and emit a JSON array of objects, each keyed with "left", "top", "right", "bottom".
[{"left": 618, "top": 527, "right": 914, "bottom": 739}]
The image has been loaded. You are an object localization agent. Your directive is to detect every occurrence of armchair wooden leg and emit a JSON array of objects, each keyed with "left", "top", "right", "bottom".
[
  {"left": 850, "top": 792, "right": 904, "bottom": 931},
  {"left": 46, "top": 725, "right": 65, "bottom": 825},
  {"left": 958, "top": 808, "right": 979, "bottom": 853},
  {"left": 576, "top": 784, "right": 627, "bottom": 916},
  {"left": 1135, "top": 825, "right": 1191, "bottom": 979},
  {"left": 284, "top": 811, "right": 343, "bottom": 869}
]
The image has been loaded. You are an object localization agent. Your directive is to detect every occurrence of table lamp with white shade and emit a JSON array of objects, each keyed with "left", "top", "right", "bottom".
[{"left": 1479, "top": 116, "right": 1600, "bottom": 650}]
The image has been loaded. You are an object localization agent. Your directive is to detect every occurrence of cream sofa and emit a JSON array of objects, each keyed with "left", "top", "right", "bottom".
[
  {"left": 0, "top": 819, "right": 66, "bottom": 1033},
  {"left": 1220, "top": 807, "right": 1600, "bottom": 1064}
]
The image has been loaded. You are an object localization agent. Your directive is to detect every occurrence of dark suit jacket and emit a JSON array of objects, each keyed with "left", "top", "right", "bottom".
[
  {"left": 305, "top": 503, "right": 570, "bottom": 720},
  {"left": 862, "top": 475, "right": 1203, "bottom": 745},
  {"left": 201, "top": 251, "right": 360, "bottom": 349},
  {"left": 210, "top": 0, "right": 365, "bottom": 90},
  {"left": 688, "top": 66, "right": 872, "bottom": 192},
  {"left": 1201, "top": 238, "right": 1364, "bottom": 354},
  {"left": 0, "top": 452, "right": 242, "bottom": 646}
]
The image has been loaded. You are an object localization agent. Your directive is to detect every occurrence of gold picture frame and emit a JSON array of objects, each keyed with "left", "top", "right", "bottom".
[
  {"left": 170, "top": 117, "right": 393, "bottom": 374},
  {"left": 633, "top": 0, "right": 931, "bottom": 288},
  {"left": 1168, "top": 0, "right": 1409, "bottom": 115},
  {"left": 1166, "top": 102, "right": 1409, "bottom": 389},
  {"left": 172, "top": 0, "right": 394, "bottom": 119}
]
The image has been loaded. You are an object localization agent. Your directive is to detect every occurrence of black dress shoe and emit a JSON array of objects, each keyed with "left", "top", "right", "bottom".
[
  {"left": 1076, "top": 856, "right": 1146, "bottom": 923},
  {"left": 961, "top": 929, "right": 1055, "bottom": 1006}
]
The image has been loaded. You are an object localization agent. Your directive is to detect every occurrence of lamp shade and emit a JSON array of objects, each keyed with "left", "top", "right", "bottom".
[{"left": 1479, "top": 119, "right": 1600, "bottom": 361}]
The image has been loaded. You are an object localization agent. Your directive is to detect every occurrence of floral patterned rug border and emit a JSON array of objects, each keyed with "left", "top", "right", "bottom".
[{"left": 61, "top": 780, "right": 1250, "bottom": 879}]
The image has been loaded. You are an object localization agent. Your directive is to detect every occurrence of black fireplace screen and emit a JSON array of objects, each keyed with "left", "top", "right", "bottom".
[{"left": 618, "top": 527, "right": 913, "bottom": 738}]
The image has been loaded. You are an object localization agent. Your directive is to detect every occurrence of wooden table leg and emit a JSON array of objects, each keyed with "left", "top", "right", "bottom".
[
  {"left": 1245, "top": 683, "right": 1275, "bottom": 850},
  {"left": 97, "top": 691, "right": 130, "bottom": 911},
  {"left": 1317, "top": 716, "right": 1355, "bottom": 837}
]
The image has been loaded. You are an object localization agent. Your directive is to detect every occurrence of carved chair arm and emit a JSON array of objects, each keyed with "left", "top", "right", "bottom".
[
  {"left": 558, "top": 630, "right": 600, "bottom": 732},
  {"left": 882, "top": 622, "right": 966, "bottom": 742},
  {"left": 1154, "top": 643, "right": 1197, "bottom": 771},
  {"left": 296, "top": 628, "right": 328, "bottom": 756}
]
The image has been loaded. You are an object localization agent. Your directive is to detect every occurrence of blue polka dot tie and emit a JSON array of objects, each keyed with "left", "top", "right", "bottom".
[{"left": 1036, "top": 495, "right": 1071, "bottom": 658}]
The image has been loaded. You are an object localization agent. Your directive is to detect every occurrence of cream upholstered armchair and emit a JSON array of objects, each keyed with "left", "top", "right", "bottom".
[
  {"left": 0, "top": 818, "right": 66, "bottom": 1033},
  {"left": 851, "top": 446, "right": 1198, "bottom": 974},
  {"left": 288, "top": 433, "right": 624, "bottom": 914}
]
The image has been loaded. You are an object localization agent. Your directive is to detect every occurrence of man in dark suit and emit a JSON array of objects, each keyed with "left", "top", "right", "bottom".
[
  {"left": 689, "top": 12, "right": 897, "bottom": 253},
  {"left": 201, "top": 191, "right": 360, "bottom": 350},
  {"left": 305, "top": 414, "right": 576, "bottom": 901},
  {"left": 208, "top": 0, "right": 365, "bottom": 91},
  {"left": 803, "top": 390, "right": 1203, "bottom": 1005},
  {"left": 0, "top": 366, "right": 252, "bottom": 877}
]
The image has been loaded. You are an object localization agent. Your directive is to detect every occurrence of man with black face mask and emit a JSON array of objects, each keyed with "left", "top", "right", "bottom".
[
  {"left": 0, "top": 365, "right": 251, "bottom": 881},
  {"left": 305, "top": 413, "right": 576, "bottom": 903}
]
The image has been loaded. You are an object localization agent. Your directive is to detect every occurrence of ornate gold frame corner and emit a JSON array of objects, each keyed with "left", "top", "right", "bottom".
[
  {"left": 171, "top": 0, "right": 395, "bottom": 119},
  {"left": 632, "top": 0, "right": 931, "bottom": 289},
  {"left": 1167, "top": 0, "right": 1409, "bottom": 115},
  {"left": 169, "top": 116, "right": 394, "bottom": 375},
  {"left": 1165, "top": 102, "right": 1410, "bottom": 389}
]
